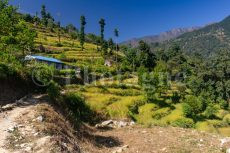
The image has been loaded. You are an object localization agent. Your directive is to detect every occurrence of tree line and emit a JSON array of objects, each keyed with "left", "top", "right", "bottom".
[{"left": 22, "top": 4, "right": 120, "bottom": 56}]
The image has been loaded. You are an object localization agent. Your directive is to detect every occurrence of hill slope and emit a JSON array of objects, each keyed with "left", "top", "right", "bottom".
[
  {"left": 168, "top": 16, "right": 230, "bottom": 56},
  {"left": 122, "top": 27, "right": 199, "bottom": 47}
]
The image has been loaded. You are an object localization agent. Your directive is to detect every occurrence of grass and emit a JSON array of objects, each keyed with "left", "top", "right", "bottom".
[
  {"left": 34, "top": 26, "right": 116, "bottom": 75},
  {"left": 35, "top": 25, "right": 230, "bottom": 136}
]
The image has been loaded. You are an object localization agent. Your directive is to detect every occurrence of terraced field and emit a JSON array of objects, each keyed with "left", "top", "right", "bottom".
[{"left": 33, "top": 26, "right": 116, "bottom": 73}]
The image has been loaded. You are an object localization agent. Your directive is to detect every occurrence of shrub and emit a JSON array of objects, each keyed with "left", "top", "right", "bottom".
[
  {"left": 56, "top": 42, "right": 63, "bottom": 47},
  {"left": 0, "top": 63, "right": 17, "bottom": 79},
  {"left": 47, "top": 81, "right": 61, "bottom": 102},
  {"left": 152, "top": 107, "right": 171, "bottom": 120},
  {"left": 128, "top": 99, "right": 146, "bottom": 114},
  {"left": 204, "top": 104, "right": 218, "bottom": 119},
  {"left": 58, "top": 53, "right": 67, "bottom": 60},
  {"left": 31, "top": 63, "right": 55, "bottom": 86},
  {"left": 137, "top": 66, "right": 148, "bottom": 85},
  {"left": 208, "top": 120, "right": 228, "bottom": 128},
  {"left": 182, "top": 95, "right": 203, "bottom": 118},
  {"left": 171, "top": 92, "right": 181, "bottom": 103},
  {"left": 171, "top": 118, "right": 195, "bottom": 128},
  {"left": 223, "top": 114, "right": 230, "bottom": 125},
  {"left": 63, "top": 92, "right": 92, "bottom": 123},
  {"left": 219, "top": 99, "right": 228, "bottom": 109},
  {"left": 182, "top": 103, "right": 193, "bottom": 118}
]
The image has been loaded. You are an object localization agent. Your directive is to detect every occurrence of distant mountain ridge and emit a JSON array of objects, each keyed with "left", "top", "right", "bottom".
[
  {"left": 122, "top": 27, "right": 200, "bottom": 47},
  {"left": 168, "top": 15, "right": 230, "bottom": 56}
]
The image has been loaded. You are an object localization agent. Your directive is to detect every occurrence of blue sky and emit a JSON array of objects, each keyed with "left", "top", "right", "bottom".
[{"left": 10, "top": 0, "right": 230, "bottom": 42}]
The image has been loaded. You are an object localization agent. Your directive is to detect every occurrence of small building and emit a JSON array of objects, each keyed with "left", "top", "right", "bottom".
[
  {"left": 104, "top": 59, "right": 113, "bottom": 67},
  {"left": 25, "top": 55, "right": 65, "bottom": 70}
]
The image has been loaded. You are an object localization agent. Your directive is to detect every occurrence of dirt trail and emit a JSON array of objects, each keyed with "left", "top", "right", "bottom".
[
  {"left": 0, "top": 95, "right": 42, "bottom": 153},
  {"left": 0, "top": 95, "right": 229, "bottom": 153}
]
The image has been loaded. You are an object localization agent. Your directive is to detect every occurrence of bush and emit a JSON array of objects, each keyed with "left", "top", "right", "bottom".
[
  {"left": 171, "top": 118, "right": 195, "bottom": 128},
  {"left": 137, "top": 66, "right": 148, "bottom": 85},
  {"left": 208, "top": 120, "right": 228, "bottom": 128},
  {"left": 219, "top": 99, "right": 228, "bottom": 109},
  {"left": 63, "top": 92, "right": 92, "bottom": 123},
  {"left": 56, "top": 42, "right": 63, "bottom": 47},
  {"left": 128, "top": 99, "right": 146, "bottom": 114},
  {"left": 182, "top": 95, "right": 203, "bottom": 118},
  {"left": 31, "top": 63, "right": 55, "bottom": 86},
  {"left": 223, "top": 114, "right": 230, "bottom": 125},
  {"left": 152, "top": 107, "right": 171, "bottom": 120},
  {"left": 182, "top": 103, "right": 193, "bottom": 118},
  {"left": 47, "top": 81, "right": 61, "bottom": 102},
  {"left": 204, "top": 104, "right": 218, "bottom": 119},
  {"left": 171, "top": 92, "right": 181, "bottom": 103}
]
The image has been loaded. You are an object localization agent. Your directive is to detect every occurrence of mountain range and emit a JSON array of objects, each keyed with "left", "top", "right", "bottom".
[
  {"left": 121, "top": 27, "right": 200, "bottom": 47},
  {"left": 123, "top": 15, "right": 230, "bottom": 57}
]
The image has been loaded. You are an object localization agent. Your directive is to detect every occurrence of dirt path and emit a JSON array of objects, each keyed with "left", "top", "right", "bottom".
[
  {"left": 0, "top": 95, "right": 42, "bottom": 153},
  {"left": 0, "top": 95, "right": 230, "bottom": 153}
]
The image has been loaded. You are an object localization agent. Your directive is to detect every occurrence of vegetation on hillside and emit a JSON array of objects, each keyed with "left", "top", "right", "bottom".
[{"left": 2, "top": 0, "right": 230, "bottom": 138}]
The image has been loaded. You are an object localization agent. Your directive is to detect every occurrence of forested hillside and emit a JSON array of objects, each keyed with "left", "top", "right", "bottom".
[
  {"left": 1, "top": 0, "right": 230, "bottom": 152},
  {"left": 164, "top": 16, "right": 230, "bottom": 56}
]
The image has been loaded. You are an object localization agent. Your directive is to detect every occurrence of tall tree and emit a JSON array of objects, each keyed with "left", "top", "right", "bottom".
[
  {"left": 41, "top": 5, "right": 48, "bottom": 26},
  {"left": 99, "top": 18, "right": 106, "bottom": 43},
  {"left": 114, "top": 28, "right": 119, "bottom": 64},
  {"left": 33, "top": 12, "right": 39, "bottom": 27},
  {"left": 16, "top": 21, "right": 37, "bottom": 57},
  {"left": 80, "top": 15, "right": 86, "bottom": 51}
]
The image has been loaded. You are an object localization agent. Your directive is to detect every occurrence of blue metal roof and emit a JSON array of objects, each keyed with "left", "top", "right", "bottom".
[{"left": 32, "top": 55, "right": 63, "bottom": 64}]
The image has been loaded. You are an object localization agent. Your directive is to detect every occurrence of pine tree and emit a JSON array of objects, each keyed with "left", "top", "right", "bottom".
[
  {"left": 80, "top": 16, "right": 86, "bottom": 51},
  {"left": 114, "top": 28, "right": 119, "bottom": 65},
  {"left": 41, "top": 5, "right": 48, "bottom": 26},
  {"left": 99, "top": 18, "right": 106, "bottom": 44}
]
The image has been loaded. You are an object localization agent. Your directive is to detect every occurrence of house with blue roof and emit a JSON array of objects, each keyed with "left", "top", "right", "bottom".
[{"left": 25, "top": 55, "right": 65, "bottom": 70}]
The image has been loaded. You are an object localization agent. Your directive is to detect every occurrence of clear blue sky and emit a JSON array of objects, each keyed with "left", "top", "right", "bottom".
[{"left": 9, "top": 0, "right": 230, "bottom": 42}]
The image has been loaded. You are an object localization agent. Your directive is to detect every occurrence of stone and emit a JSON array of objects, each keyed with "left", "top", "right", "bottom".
[
  {"left": 118, "top": 121, "right": 128, "bottom": 128},
  {"left": 7, "top": 126, "right": 18, "bottom": 133},
  {"left": 25, "top": 146, "right": 32, "bottom": 151},
  {"left": 220, "top": 138, "right": 230, "bottom": 146},
  {"left": 129, "top": 121, "right": 135, "bottom": 126},
  {"left": 20, "top": 143, "right": 28, "bottom": 148},
  {"left": 36, "top": 116, "right": 44, "bottom": 122},
  {"left": 226, "top": 148, "right": 230, "bottom": 153},
  {"left": 101, "top": 120, "right": 114, "bottom": 126},
  {"left": 2, "top": 104, "right": 15, "bottom": 111}
]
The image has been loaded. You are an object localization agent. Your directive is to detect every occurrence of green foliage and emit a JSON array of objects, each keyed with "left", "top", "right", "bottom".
[
  {"left": 204, "top": 104, "right": 218, "bottom": 119},
  {"left": 31, "top": 63, "right": 55, "bottom": 86},
  {"left": 16, "top": 21, "right": 37, "bottom": 56},
  {"left": 142, "top": 61, "right": 169, "bottom": 102},
  {"left": 128, "top": 99, "right": 146, "bottom": 115},
  {"left": 47, "top": 81, "right": 61, "bottom": 102},
  {"left": 223, "top": 114, "right": 230, "bottom": 125},
  {"left": 63, "top": 92, "right": 92, "bottom": 122},
  {"left": 137, "top": 66, "right": 148, "bottom": 85},
  {"left": 219, "top": 99, "right": 229, "bottom": 110},
  {"left": 182, "top": 95, "right": 203, "bottom": 118},
  {"left": 152, "top": 107, "right": 171, "bottom": 120},
  {"left": 99, "top": 18, "right": 106, "bottom": 42},
  {"left": 171, "top": 118, "right": 195, "bottom": 128},
  {"left": 80, "top": 15, "right": 86, "bottom": 51}
]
